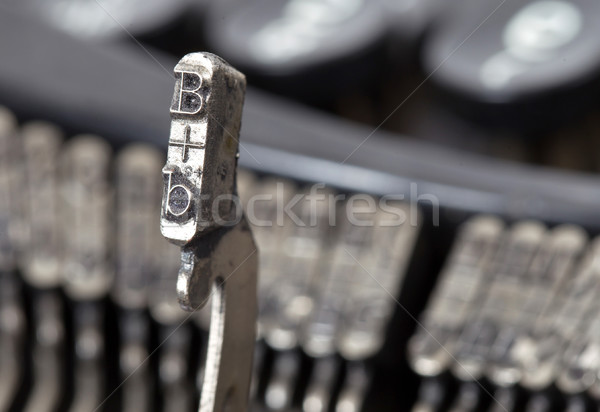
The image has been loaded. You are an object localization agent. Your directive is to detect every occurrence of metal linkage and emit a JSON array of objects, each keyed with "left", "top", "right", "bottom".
[
  {"left": 408, "top": 215, "right": 504, "bottom": 377},
  {"left": 160, "top": 52, "right": 257, "bottom": 412}
]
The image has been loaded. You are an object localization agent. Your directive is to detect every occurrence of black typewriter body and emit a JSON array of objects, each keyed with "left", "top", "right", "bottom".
[{"left": 1, "top": 1, "right": 600, "bottom": 411}]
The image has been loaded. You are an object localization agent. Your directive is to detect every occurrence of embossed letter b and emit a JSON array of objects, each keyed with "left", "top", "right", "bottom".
[{"left": 171, "top": 71, "right": 203, "bottom": 115}]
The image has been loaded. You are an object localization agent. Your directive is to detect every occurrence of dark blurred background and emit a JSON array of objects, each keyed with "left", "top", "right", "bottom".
[
  {"left": 2, "top": 1, "right": 600, "bottom": 412},
  {"left": 7, "top": 0, "right": 600, "bottom": 171}
]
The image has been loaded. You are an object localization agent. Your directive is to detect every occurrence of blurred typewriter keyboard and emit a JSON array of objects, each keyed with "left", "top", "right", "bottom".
[
  {"left": 3, "top": 102, "right": 600, "bottom": 412},
  {"left": 0, "top": 106, "right": 424, "bottom": 412}
]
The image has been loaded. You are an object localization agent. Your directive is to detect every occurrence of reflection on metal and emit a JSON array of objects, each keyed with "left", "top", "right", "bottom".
[{"left": 160, "top": 52, "right": 257, "bottom": 412}]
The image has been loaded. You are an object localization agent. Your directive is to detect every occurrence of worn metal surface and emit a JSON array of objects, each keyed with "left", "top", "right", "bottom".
[{"left": 160, "top": 52, "right": 257, "bottom": 412}]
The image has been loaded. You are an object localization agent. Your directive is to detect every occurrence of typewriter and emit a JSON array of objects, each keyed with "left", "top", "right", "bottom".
[{"left": 1, "top": 0, "right": 600, "bottom": 411}]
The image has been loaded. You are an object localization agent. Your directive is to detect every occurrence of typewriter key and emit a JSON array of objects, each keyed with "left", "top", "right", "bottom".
[{"left": 423, "top": 0, "right": 600, "bottom": 131}]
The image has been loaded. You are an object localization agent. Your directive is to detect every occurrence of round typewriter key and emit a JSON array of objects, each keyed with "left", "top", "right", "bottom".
[
  {"left": 203, "top": 0, "right": 389, "bottom": 100},
  {"left": 422, "top": 0, "right": 600, "bottom": 131},
  {"left": 18, "top": 0, "right": 193, "bottom": 40}
]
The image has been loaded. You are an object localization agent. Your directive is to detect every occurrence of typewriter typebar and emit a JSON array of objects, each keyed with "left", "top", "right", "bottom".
[
  {"left": 0, "top": 103, "right": 428, "bottom": 411},
  {"left": 556, "top": 239, "right": 600, "bottom": 396},
  {"left": 62, "top": 136, "right": 114, "bottom": 412},
  {"left": 489, "top": 225, "right": 587, "bottom": 389},
  {"left": 409, "top": 215, "right": 505, "bottom": 377},
  {"left": 484, "top": 224, "right": 586, "bottom": 387},
  {"left": 114, "top": 145, "right": 167, "bottom": 412},
  {"left": 0, "top": 109, "right": 26, "bottom": 411},
  {"left": 450, "top": 220, "right": 548, "bottom": 382},
  {"left": 513, "top": 237, "right": 600, "bottom": 392},
  {"left": 160, "top": 52, "right": 258, "bottom": 412},
  {"left": 21, "top": 123, "right": 65, "bottom": 412}
]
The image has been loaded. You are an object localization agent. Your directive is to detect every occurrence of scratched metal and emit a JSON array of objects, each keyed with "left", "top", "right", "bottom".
[
  {"left": 161, "top": 53, "right": 246, "bottom": 247},
  {"left": 160, "top": 52, "right": 257, "bottom": 412}
]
